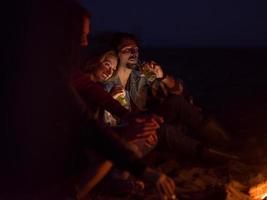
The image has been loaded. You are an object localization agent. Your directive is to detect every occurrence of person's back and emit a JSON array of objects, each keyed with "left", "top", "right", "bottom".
[{"left": 3, "top": 0, "right": 89, "bottom": 197}]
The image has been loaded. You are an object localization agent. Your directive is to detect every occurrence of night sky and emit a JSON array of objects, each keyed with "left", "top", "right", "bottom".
[{"left": 81, "top": 0, "right": 267, "bottom": 47}]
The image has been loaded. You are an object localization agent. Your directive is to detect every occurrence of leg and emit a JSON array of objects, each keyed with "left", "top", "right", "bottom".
[
  {"left": 154, "top": 95, "right": 230, "bottom": 146},
  {"left": 154, "top": 95, "right": 203, "bottom": 130},
  {"left": 156, "top": 123, "right": 203, "bottom": 157}
]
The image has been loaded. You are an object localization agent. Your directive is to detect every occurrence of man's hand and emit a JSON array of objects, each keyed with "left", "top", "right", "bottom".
[{"left": 143, "top": 60, "right": 164, "bottom": 79}]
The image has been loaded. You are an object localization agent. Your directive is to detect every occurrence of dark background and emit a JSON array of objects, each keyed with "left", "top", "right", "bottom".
[
  {"left": 82, "top": 0, "right": 267, "bottom": 47},
  {"left": 80, "top": 0, "right": 267, "bottom": 109}
]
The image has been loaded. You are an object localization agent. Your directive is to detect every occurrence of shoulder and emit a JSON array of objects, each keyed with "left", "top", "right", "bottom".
[
  {"left": 102, "top": 76, "right": 120, "bottom": 92},
  {"left": 72, "top": 74, "right": 93, "bottom": 90}
]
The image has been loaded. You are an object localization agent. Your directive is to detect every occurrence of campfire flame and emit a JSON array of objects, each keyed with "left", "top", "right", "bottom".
[{"left": 249, "top": 181, "right": 267, "bottom": 200}]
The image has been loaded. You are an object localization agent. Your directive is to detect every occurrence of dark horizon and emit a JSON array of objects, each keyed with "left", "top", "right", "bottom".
[{"left": 82, "top": 0, "right": 267, "bottom": 48}]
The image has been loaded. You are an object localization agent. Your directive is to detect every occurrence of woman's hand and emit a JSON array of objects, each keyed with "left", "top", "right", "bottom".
[{"left": 109, "top": 85, "right": 126, "bottom": 99}]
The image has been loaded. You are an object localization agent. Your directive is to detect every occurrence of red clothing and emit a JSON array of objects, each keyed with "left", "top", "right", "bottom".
[{"left": 72, "top": 72, "right": 129, "bottom": 122}]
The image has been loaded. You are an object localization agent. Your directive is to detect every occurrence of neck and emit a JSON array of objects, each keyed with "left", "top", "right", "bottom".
[{"left": 117, "top": 65, "right": 132, "bottom": 88}]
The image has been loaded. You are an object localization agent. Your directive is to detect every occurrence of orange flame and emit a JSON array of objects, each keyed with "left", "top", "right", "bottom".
[{"left": 249, "top": 181, "right": 267, "bottom": 200}]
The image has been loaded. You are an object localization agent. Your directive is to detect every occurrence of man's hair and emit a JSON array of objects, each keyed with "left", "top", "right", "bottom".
[{"left": 111, "top": 32, "right": 140, "bottom": 51}]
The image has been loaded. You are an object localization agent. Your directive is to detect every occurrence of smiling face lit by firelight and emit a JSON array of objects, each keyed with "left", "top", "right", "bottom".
[{"left": 94, "top": 52, "right": 118, "bottom": 82}]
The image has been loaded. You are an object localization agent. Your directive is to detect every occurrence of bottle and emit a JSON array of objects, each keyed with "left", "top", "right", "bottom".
[
  {"left": 112, "top": 85, "right": 129, "bottom": 108},
  {"left": 138, "top": 60, "right": 157, "bottom": 82},
  {"left": 116, "top": 94, "right": 128, "bottom": 107}
]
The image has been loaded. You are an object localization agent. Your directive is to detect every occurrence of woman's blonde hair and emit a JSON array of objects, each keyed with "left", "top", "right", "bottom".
[{"left": 83, "top": 49, "right": 119, "bottom": 79}]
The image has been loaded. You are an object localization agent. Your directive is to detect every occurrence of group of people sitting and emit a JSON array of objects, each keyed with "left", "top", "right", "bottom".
[
  {"left": 3, "top": 1, "right": 235, "bottom": 200},
  {"left": 69, "top": 5, "right": 233, "bottom": 200}
]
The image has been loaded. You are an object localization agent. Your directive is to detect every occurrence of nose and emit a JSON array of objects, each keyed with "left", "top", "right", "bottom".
[
  {"left": 130, "top": 49, "right": 138, "bottom": 54},
  {"left": 81, "top": 34, "right": 88, "bottom": 47},
  {"left": 104, "top": 67, "right": 112, "bottom": 76}
]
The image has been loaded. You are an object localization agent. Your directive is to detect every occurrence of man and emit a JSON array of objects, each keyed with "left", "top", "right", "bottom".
[{"left": 105, "top": 32, "right": 231, "bottom": 158}]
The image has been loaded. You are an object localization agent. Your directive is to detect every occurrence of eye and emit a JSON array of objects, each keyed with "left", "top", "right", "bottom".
[
  {"left": 103, "top": 62, "right": 111, "bottom": 68},
  {"left": 134, "top": 47, "right": 139, "bottom": 52},
  {"left": 120, "top": 48, "right": 131, "bottom": 54},
  {"left": 101, "top": 62, "right": 113, "bottom": 72}
]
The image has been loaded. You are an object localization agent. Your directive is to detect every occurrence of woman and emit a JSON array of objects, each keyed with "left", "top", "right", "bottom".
[{"left": 72, "top": 49, "right": 129, "bottom": 123}]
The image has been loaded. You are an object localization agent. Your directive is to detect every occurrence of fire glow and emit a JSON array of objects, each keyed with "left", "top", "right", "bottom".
[{"left": 249, "top": 181, "right": 267, "bottom": 200}]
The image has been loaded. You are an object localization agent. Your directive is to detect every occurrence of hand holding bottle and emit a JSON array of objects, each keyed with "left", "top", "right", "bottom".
[
  {"left": 110, "top": 85, "right": 128, "bottom": 107},
  {"left": 141, "top": 60, "right": 164, "bottom": 80}
]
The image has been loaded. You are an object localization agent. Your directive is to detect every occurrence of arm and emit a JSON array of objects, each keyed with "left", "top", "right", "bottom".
[
  {"left": 139, "top": 61, "right": 184, "bottom": 100},
  {"left": 82, "top": 118, "right": 146, "bottom": 176},
  {"left": 149, "top": 76, "right": 184, "bottom": 103},
  {"left": 82, "top": 119, "right": 176, "bottom": 199},
  {"left": 79, "top": 81, "right": 130, "bottom": 118}
]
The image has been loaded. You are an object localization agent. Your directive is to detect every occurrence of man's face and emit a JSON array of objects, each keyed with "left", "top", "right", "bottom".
[
  {"left": 95, "top": 55, "right": 118, "bottom": 82},
  {"left": 81, "top": 16, "right": 90, "bottom": 47},
  {"left": 118, "top": 39, "right": 139, "bottom": 69}
]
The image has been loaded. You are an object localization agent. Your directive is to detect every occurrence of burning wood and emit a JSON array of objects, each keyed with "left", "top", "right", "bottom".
[{"left": 249, "top": 181, "right": 267, "bottom": 200}]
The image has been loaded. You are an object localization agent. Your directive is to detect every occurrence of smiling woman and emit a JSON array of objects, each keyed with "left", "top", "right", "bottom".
[
  {"left": 72, "top": 48, "right": 128, "bottom": 123},
  {"left": 82, "top": 50, "right": 118, "bottom": 82}
]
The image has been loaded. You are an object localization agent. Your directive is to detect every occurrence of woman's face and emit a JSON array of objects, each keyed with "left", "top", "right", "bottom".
[{"left": 94, "top": 55, "right": 118, "bottom": 81}]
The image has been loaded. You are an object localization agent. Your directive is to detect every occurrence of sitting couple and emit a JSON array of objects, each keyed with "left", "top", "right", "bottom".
[
  {"left": 76, "top": 32, "right": 231, "bottom": 156},
  {"left": 72, "top": 32, "right": 233, "bottom": 198}
]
